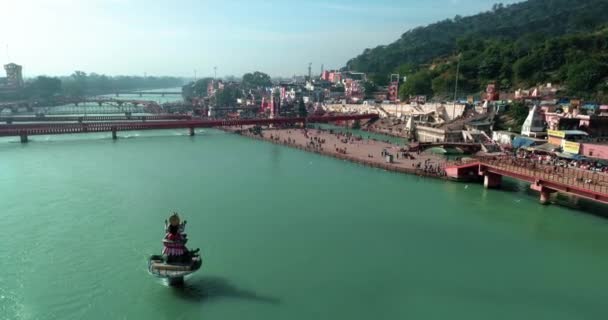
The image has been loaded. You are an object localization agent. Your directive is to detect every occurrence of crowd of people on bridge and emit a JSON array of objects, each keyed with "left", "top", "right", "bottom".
[{"left": 515, "top": 149, "right": 608, "bottom": 174}]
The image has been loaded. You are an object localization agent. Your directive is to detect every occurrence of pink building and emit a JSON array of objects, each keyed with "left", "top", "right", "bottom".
[
  {"left": 580, "top": 143, "right": 608, "bottom": 161},
  {"left": 388, "top": 82, "right": 399, "bottom": 102},
  {"left": 328, "top": 72, "right": 342, "bottom": 84},
  {"left": 344, "top": 79, "right": 363, "bottom": 102},
  {"left": 321, "top": 70, "right": 331, "bottom": 81}
]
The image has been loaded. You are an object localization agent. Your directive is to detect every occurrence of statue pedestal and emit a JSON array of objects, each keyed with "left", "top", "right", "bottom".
[{"left": 168, "top": 276, "right": 184, "bottom": 286}]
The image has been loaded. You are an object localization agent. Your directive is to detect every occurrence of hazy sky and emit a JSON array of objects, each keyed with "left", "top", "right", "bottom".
[{"left": 2, "top": 0, "right": 520, "bottom": 78}]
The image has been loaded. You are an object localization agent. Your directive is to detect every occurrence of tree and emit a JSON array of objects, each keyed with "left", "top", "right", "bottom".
[
  {"left": 399, "top": 70, "right": 433, "bottom": 99},
  {"left": 492, "top": 3, "right": 504, "bottom": 11},
  {"left": 57, "top": 72, "right": 182, "bottom": 97},
  {"left": 431, "top": 73, "right": 456, "bottom": 96},
  {"left": 566, "top": 59, "right": 605, "bottom": 93},
  {"left": 513, "top": 54, "right": 540, "bottom": 84},
  {"left": 182, "top": 78, "right": 213, "bottom": 100},
  {"left": 215, "top": 85, "right": 243, "bottom": 107},
  {"left": 507, "top": 102, "right": 530, "bottom": 129},
  {"left": 242, "top": 71, "right": 272, "bottom": 90},
  {"left": 363, "top": 81, "right": 377, "bottom": 98},
  {"left": 394, "top": 63, "right": 417, "bottom": 77},
  {"left": 27, "top": 76, "right": 62, "bottom": 98},
  {"left": 345, "top": 0, "right": 608, "bottom": 86},
  {"left": 64, "top": 71, "right": 88, "bottom": 97},
  {"left": 478, "top": 44, "right": 503, "bottom": 80},
  {"left": 298, "top": 97, "right": 308, "bottom": 117}
]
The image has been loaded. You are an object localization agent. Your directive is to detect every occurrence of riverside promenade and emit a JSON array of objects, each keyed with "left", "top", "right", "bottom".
[{"left": 227, "top": 126, "right": 449, "bottom": 178}]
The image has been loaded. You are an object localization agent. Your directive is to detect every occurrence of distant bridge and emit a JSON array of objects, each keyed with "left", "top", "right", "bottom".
[
  {"left": 115, "top": 91, "right": 182, "bottom": 97},
  {"left": 34, "top": 98, "right": 164, "bottom": 114},
  {"left": 0, "top": 114, "right": 378, "bottom": 143}
]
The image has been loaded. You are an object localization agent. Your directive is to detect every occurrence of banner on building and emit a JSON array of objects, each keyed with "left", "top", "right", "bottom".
[
  {"left": 562, "top": 141, "right": 581, "bottom": 154},
  {"left": 547, "top": 130, "right": 566, "bottom": 138},
  {"left": 410, "top": 95, "right": 427, "bottom": 104}
]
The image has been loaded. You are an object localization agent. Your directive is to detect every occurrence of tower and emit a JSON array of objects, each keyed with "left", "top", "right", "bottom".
[
  {"left": 308, "top": 63, "right": 312, "bottom": 81},
  {"left": 4, "top": 63, "right": 23, "bottom": 88},
  {"left": 388, "top": 74, "right": 400, "bottom": 102}
]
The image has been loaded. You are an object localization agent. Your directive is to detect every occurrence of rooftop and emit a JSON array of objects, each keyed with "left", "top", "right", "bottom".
[{"left": 562, "top": 130, "right": 589, "bottom": 136}]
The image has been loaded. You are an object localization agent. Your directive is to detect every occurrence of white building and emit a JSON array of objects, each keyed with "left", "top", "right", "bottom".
[{"left": 521, "top": 105, "right": 546, "bottom": 138}]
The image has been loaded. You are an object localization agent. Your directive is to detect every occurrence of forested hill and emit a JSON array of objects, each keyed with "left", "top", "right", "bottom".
[{"left": 345, "top": 0, "right": 608, "bottom": 97}]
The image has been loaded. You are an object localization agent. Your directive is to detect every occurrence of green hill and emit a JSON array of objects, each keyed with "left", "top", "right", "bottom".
[{"left": 345, "top": 0, "right": 608, "bottom": 101}]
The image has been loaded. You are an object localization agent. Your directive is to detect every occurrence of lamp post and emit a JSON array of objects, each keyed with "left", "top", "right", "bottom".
[{"left": 453, "top": 53, "right": 462, "bottom": 120}]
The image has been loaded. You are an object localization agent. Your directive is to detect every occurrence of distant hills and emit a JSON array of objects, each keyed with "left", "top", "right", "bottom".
[{"left": 345, "top": 0, "right": 608, "bottom": 101}]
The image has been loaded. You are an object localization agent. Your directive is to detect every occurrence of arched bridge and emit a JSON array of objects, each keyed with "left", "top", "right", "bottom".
[
  {"left": 115, "top": 91, "right": 181, "bottom": 97},
  {"left": 39, "top": 98, "right": 163, "bottom": 114}
]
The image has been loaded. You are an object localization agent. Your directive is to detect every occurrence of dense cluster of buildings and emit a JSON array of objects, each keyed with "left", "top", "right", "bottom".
[
  {"left": 321, "top": 79, "right": 608, "bottom": 163},
  {"left": 188, "top": 69, "right": 383, "bottom": 117},
  {"left": 187, "top": 66, "right": 414, "bottom": 120},
  {"left": 494, "top": 95, "right": 608, "bottom": 162}
]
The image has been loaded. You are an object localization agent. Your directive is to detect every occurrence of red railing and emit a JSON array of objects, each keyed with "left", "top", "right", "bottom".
[
  {"left": 480, "top": 157, "right": 608, "bottom": 197},
  {"left": 0, "top": 114, "right": 379, "bottom": 137},
  {"left": 0, "top": 114, "right": 192, "bottom": 123}
]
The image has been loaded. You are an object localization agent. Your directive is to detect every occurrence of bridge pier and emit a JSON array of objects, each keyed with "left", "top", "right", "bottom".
[
  {"left": 189, "top": 127, "right": 195, "bottom": 136},
  {"left": 111, "top": 127, "right": 117, "bottom": 140},
  {"left": 540, "top": 190, "right": 552, "bottom": 205},
  {"left": 20, "top": 133, "right": 28, "bottom": 143},
  {"left": 531, "top": 183, "right": 556, "bottom": 205},
  {"left": 483, "top": 172, "right": 502, "bottom": 189}
]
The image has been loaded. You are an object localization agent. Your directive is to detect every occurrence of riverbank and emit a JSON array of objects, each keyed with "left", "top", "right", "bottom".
[{"left": 225, "top": 126, "right": 447, "bottom": 179}]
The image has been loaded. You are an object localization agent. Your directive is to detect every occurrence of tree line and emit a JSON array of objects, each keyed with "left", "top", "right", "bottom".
[
  {"left": 2, "top": 72, "right": 183, "bottom": 101},
  {"left": 399, "top": 30, "right": 608, "bottom": 101},
  {"left": 345, "top": 0, "right": 608, "bottom": 101}
]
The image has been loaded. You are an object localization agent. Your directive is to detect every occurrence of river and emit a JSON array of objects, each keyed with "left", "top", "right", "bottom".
[{"left": 1, "top": 129, "right": 608, "bottom": 320}]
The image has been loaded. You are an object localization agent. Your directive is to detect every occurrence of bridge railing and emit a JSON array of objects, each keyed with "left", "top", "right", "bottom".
[
  {"left": 480, "top": 157, "right": 608, "bottom": 194},
  {"left": 0, "top": 114, "right": 379, "bottom": 137}
]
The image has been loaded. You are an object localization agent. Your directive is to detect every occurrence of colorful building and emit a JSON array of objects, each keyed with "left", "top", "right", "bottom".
[{"left": 580, "top": 143, "right": 608, "bottom": 160}]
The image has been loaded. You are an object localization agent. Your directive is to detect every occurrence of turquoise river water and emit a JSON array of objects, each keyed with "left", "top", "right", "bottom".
[{"left": 1, "top": 129, "right": 608, "bottom": 320}]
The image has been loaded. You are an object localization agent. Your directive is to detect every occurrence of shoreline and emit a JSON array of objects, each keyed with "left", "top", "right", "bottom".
[
  {"left": 223, "top": 126, "right": 448, "bottom": 180},
  {"left": 222, "top": 127, "right": 608, "bottom": 214}
]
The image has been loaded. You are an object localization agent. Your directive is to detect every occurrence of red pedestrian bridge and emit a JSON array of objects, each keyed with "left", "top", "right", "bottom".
[
  {"left": 445, "top": 158, "right": 608, "bottom": 205},
  {"left": 0, "top": 114, "right": 192, "bottom": 124},
  {"left": 0, "top": 114, "right": 378, "bottom": 143}
]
